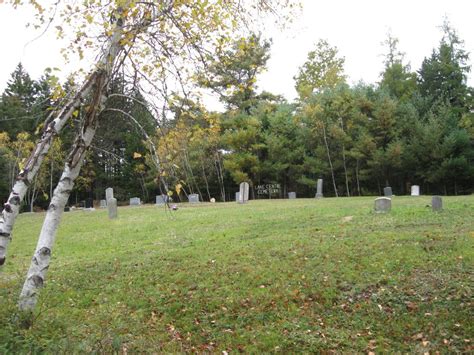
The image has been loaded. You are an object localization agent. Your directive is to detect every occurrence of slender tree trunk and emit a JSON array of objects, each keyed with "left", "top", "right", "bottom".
[
  {"left": 322, "top": 122, "right": 338, "bottom": 197},
  {"left": 341, "top": 143, "right": 350, "bottom": 197},
  {"left": 183, "top": 149, "right": 203, "bottom": 200},
  {"left": 50, "top": 159, "right": 53, "bottom": 201},
  {"left": 30, "top": 179, "right": 37, "bottom": 213},
  {"left": 18, "top": 6, "right": 126, "bottom": 309},
  {"left": 19, "top": 72, "right": 107, "bottom": 311},
  {"left": 355, "top": 159, "right": 361, "bottom": 196},
  {"left": 200, "top": 160, "right": 211, "bottom": 201},
  {"left": 214, "top": 152, "right": 225, "bottom": 202}
]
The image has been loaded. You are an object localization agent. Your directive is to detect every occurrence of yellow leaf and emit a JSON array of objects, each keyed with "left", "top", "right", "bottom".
[{"left": 133, "top": 152, "right": 142, "bottom": 159}]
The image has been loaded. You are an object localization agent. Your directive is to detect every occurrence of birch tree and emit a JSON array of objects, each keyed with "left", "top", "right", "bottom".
[{"left": 2, "top": 0, "right": 297, "bottom": 311}]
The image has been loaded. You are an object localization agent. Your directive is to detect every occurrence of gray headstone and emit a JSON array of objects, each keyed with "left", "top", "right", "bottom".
[
  {"left": 432, "top": 196, "right": 443, "bottom": 211},
  {"left": 130, "top": 197, "right": 141, "bottom": 206},
  {"left": 105, "top": 187, "right": 114, "bottom": 202},
  {"left": 156, "top": 194, "right": 168, "bottom": 205},
  {"left": 238, "top": 182, "right": 249, "bottom": 204},
  {"left": 383, "top": 186, "right": 392, "bottom": 197},
  {"left": 100, "top": 199, "right": 107, "bottom": 208},
  {"left": 188, "top": 194, "right": 200, "bottom": 203},
  {"left": 288, "top": 192, "right": 296, "bottom": 199},
  {"left": 108, "top": 197, "right": 117, "bottom": 219},
  {"left": 315, "top": 179, "right": 323, "bottom": 199},
  {"left": 411, "top": 185, "right": 420, "bottom": 196},
  {"left": 374, "top": 197, "right": 391, "bottom": 213},
  {"left": 235, "top": 192, "right": 240, "bottom": 202}
]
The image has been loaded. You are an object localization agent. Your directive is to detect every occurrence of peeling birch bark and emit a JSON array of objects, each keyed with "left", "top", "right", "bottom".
[
  {"left": 18, "top": 10, "right": 126, "bottom": 311},
  {"left": 0, "top": 9, "right": 125, "bottom": 270},
  {"left": 19, "top": 73, "right": 107, "bottom": 311}
]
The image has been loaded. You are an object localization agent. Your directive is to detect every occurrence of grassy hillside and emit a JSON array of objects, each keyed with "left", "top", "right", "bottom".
[{"left": 1, "top": 196, "right": 473, "bottom": 353}]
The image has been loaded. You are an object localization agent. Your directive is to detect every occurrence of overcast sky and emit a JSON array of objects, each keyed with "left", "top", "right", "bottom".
[{"left": 0, "top": 0, "right": 473, "bottom": 102}]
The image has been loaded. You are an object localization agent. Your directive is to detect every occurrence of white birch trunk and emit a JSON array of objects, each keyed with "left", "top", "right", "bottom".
[
  {"left": 18, "top": 117, "right": 101, "bottom": 310},
  {"left": 18, "top": 8, "right": 126, "bottom": 310},
  {"left": 0, "top": 9, "right": 125, "bottom": 270},
  {"left": 0, "top": 76, "right": 95, "bottom": 268}
]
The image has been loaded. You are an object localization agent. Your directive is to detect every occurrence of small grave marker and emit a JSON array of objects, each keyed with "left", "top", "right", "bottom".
[
  {"left": 156, "top": 194, "right": 168, "bottom": 205},
  {"left": 315, "top": 179, "right": 323, "bottom": 199},
  {"left": 374, "top": 197, "right": 391, "bottom": 213},
  {"left": 105, "top": 187, "right": 114, "bottom": 203},
  {"left": 239, "top": 182, "right": 249, "bottom": 204},
  {"left": 288, "top": 192, "right": 296, "bottom": 199},
  {"left": 383, "top": 186, "right": 392, "bottom": 197},
  {"left": 188, "top": 194, "right": 200, "bottom": 203},
  {"left": 108, "top": 198, "right": 118, "bottom": 219},
  {"left": 432, "top": 196, "right": 443, "bottom": 211},
  {"left": 130, "top": 197, "right": 141, "bottom": 206},
  {"left": 411, "top": 185, "right": 420, "bottom": 196}
]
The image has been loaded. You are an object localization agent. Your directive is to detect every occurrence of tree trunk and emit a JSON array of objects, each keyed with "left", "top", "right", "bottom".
[
  {"left": 19, "top": 71, "right": 108, "bottom": 311},
  {"left": 355, "top": 159, "right": 361, "bottom": 196},
  {"left": 341, "top": 143, "right": 350, "bottom": 197},
  {"left": 200, "top": 160, "right": 211, "bottom": 201},
  {"left": 322, "top": 122, "right": 338, "bottom": 197},
  {"left": 214, "top": 151, "right": 225, "bottom": 202},
  {"left": 0, "top": 15, "right": 124, "bottom": 269},
  {"left": 18, "top": 7, "right": 126, "bottom": 310}
]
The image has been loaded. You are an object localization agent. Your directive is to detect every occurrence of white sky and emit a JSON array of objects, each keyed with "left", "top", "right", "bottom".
[{"left": 0, "top": 0, "right": 473, "bottom": 102}]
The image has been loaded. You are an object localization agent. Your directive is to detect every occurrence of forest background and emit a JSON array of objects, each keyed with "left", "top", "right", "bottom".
[{"left": 0, "top": 20, "right": 473, "bottom": 209}]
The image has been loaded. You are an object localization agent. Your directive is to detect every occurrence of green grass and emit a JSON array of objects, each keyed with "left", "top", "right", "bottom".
[{"left": 1, "top": 196, "right": 473, "bottom": 353}]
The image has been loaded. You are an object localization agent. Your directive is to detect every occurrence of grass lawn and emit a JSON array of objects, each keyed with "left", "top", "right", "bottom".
[{"left": 1, "top": 196, "right": 473, "bottom": 352}]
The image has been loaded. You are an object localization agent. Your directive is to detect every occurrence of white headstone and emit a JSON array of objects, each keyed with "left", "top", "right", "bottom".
[
  {"left": 411, "top": 185, "right": 420, "bottom": 196},
  {"left": 315, "top": 179, "right": 323, "bottom": 199},
  {"left": 383, "top": 187, "right": 392, "bottom": 197},
  {"left": 238, "top": 182, "right": 249, "bottom": 204},
  {"left": 210, "top": 198, "right": 216, "bottom": 203},
  {"left": 130, "top": 197, "right": 141, "bottom": 206},
  {"left": 288, "top": 192, "right": 296, "bottom": 199},
  {"left": 235, "top": 192, "right": 240, "bottom": 202},
  {"left": 188, "top": 194, "right": 200, "bottom": 203},
  {"left": 105, "top": 187, "right": 114, "bottom": 203},
  {"left": 100, "top": 199, "right": 107, "bottom": 208}
]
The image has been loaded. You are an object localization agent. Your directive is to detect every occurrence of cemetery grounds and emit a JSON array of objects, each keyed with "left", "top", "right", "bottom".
[{"left": 0, "top": 195, "right": 472, "bottom": 352}]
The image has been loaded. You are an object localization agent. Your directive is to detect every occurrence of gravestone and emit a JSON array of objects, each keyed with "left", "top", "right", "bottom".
[
  {"left": 85, "top": 198, "right": 93, "bottom": 208},
  {"left": 105, "top": 187, "right": 114, "bottom": 203},
  {"left": 238, "top": 182, "right": 249, "bottom": 204},
  {"left": 100, "top": 199, "right": 107, "bottom": 208},
  {"left": 432, "top": 196, "right": 443, "bottom": 211},
  {"left": 210, "top": 198, "right": 216, "bottom": 203},
  {"left": 315, "top": 179, "right": 323, "bottom": 199},
  {"left": 411, "top": 185, "right": 420, "bottom": 196},
  {"left": 130, "top": 197, "right": 141, "bottom": 206},
  {"left": 108, "top": 197, "right": 118, "bottom": 219},
  {"left": 288, "top": 192, "right": 296, "bottom": 199},
  {"left": 383, "top": 186, "right": 392, "bottom": 197},
  {"left": 374, "top": 197, "right": 391, "bottom": 213},
  {"left": 235, "top": 192, "right": 240, "bottom": 202},
  {"left": 155, "top": 194, "right": 168, "bottom": 205},
  {"left": 188, "top": 194, "right": 200, "bottom": 203}
]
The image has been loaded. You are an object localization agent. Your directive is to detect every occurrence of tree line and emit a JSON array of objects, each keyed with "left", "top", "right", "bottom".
[{"left": 1, "top": 21, "right": 473, "bottom": 208}]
